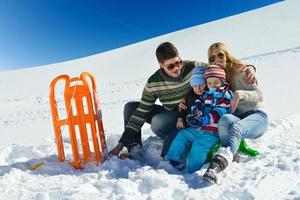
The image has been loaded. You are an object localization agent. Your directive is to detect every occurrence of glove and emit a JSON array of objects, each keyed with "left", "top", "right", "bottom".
[{"left": 186, "top": 114, "right": 203, "bottom": 128}]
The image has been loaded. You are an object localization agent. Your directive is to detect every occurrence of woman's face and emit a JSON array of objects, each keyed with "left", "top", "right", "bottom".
[{"left": 209, "top": 48, "right": 227, "bottom": 69}]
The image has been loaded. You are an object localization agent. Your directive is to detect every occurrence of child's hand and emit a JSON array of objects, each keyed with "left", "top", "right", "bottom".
[
  {"left": 176, "top": 118, "right": 185, "bottom": 129},
  {"left": 178, "top": 99, "right": 187, "bottom": 112},
  {"left": 243, "top": 66, "right": 257, "bottom": 85},
  {"left": 186, "top": 114, "right": 203, "bottom": 128}
]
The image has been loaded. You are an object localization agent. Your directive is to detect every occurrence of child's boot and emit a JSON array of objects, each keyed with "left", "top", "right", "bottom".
[{"left": 203, "top": 147, "right": 233, "bottom": 184}]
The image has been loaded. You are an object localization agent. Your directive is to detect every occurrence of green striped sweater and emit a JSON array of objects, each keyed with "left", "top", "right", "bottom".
[{"left": 120, "top": 60, "right": 209, "bottom": 145}]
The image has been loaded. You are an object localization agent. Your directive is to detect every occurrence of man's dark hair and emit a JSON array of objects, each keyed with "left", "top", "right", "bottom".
[{"left": 156, "top": 42, "right": 179, "bottom": 63}]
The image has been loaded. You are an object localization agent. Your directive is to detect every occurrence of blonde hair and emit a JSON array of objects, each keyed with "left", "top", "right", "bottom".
[{"left": 207, "top": 42, "right": 245, "bottom": 90}]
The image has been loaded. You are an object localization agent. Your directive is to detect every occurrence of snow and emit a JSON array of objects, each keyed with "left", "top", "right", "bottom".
[{"left": 1, "top": 0, "right": 300, "bottom": 199}]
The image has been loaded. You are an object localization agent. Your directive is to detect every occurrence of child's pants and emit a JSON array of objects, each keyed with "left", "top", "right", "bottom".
[{"left": 166, "top": 127, "right": 219, "bottom": 173}]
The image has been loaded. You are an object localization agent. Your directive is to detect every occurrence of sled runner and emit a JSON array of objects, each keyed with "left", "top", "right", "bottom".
[{"left": 49, "top": 72, "right": 107, "bottom": 169}]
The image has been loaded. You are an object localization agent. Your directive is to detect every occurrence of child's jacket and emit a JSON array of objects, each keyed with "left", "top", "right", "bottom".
[{"left": 179, "top": 85, "right": 232, "bottom": 133}]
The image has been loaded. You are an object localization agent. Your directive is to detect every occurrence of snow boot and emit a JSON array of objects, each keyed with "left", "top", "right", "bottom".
[
  {"left": 128, "top": 143, "right": 145, "bottom": 163},
  {"left": 203, "top": 147, "right": 233, "bottom": 184}
]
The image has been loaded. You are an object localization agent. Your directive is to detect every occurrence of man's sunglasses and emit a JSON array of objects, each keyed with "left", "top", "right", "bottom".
[
  {"left": 209, "top": 52, "right": 225, "bottom": 63},
  {"left": 165, "top": 59, "right": 183, "bottom": 71}
]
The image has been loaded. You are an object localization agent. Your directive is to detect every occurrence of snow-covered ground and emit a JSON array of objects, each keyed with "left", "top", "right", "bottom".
[{"left": 1, "top": 0, "right": 300, "bottom": 199}]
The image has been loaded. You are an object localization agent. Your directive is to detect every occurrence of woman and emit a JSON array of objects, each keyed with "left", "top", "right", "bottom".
[{"left": 203, "top": 42, "right": 268, "bottom": 183}]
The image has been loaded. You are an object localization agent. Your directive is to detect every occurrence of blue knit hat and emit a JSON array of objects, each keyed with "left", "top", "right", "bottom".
[{"left": 190, "top": 67, "right": 205, "bottom": 87}]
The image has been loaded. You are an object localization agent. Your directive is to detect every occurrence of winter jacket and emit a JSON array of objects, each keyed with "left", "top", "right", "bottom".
[{"left": 183, "top": 85, "right": 232, "bottom": 133}]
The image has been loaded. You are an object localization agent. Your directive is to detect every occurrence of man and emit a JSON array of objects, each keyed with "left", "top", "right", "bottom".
[{"left": 109, "top": 42, "right": 209, "bottom": 161}]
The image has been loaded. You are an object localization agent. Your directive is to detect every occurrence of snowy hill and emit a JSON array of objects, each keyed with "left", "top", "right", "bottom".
[{"left": 1, "top": 0, "right": 300, "bottom": 199}]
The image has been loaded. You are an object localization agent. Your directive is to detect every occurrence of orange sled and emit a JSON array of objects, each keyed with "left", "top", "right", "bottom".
[{"left": 49, "top": 72, "right": 107, "bottom": 169}]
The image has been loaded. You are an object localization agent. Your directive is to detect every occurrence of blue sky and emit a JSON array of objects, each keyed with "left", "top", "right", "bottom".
[{"left": 0, "top": 0, "right": 282, "bottom": 71}]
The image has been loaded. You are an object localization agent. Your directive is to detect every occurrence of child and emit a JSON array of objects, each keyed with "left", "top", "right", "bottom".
[{"left": 166, "top": 65, "right": 232, "bottom": 173}]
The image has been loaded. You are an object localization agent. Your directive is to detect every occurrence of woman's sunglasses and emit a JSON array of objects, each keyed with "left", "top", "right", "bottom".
[
  {"left": 165, "top": 59, "right": 183, "bottom": 71},
  {"left": 209, "top": 52, "right": 225, "bottom": 63}
]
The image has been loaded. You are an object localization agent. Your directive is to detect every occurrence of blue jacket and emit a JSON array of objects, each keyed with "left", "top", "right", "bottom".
[{"left": 181, "top": 85, "right": 232, "bottom": 132}]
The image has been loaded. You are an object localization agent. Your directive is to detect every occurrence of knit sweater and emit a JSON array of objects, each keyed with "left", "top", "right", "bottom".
[
  {"left": 230, "top": 65, "right": 264, "bottom": 117},
  {"left": 119, "top": 60, "right": 210, "bottom": 146}
]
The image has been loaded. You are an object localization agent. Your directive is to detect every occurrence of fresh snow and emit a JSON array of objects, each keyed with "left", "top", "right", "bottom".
[{"left": 1, "top": 0, "right": 300, "bottom": 199}]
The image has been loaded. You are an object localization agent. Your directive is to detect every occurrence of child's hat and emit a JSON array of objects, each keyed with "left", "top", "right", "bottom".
[
  {"left": 190, "top": 67, "right": 205, "bottom": 86},
  {"left": 205, "top": 65, "right": 226, "bottom": 82}
]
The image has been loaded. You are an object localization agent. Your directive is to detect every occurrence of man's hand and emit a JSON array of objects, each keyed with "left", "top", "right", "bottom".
[
  {"left": 109, "top": 143, "right": 124, "bottom": 157},
  {"left": 178, "top": 99, "right": 187, "bottom": 112},
  {"left": 243, "top": 66, "right": 257, "bottom": 85},
  {"left": 231, "top": 92, "right": 240, "bottom": 113},
  {"left": 176, "top": 117, "right": 185, "bottom": 129}
]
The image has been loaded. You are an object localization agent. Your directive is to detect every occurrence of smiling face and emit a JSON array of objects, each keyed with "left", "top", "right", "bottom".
[
  {"left": 160, "top": 57, "right": 183, "bottom": 78},
  {"left": 206, "top": 77, "right": 222, "bottom": 89},
  {"left": 209, "top": 48, "right": 227, "bottom": 69}
]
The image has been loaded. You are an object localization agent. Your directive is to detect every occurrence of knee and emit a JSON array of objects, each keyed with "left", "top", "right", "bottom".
[
  {"left": 254, "top": 112, "right": 269, "bottom": 138},
  {"left": 219, "top": 114, "right": 235, "bottom": 127},
  {"left": 260, "top": 111, "right": 269, "bottom": 121},
  {"left": 150, "top": 115, "right": 165, "bottom": 137},
  {"left": 252, "top": 125, "right": 268, "bottom": 139},
  {"left": 253, "top": 131, "right": 264, "bottom": 139}
]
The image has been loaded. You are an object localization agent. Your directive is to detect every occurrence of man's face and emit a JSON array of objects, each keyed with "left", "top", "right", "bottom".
[{"left": 160, "top": 57, "right": 183, "bottom": 78}]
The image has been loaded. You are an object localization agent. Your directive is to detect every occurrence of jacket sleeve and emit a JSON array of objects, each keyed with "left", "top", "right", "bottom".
[
  {"left": 126, "top": 83, "right": 157, "bottom": 132},
  {"left": 119, "top": 83, "right": 157, "bottom": 146},
  {"left": 235, "top": 71, "right": 263, "bottom": 102}
]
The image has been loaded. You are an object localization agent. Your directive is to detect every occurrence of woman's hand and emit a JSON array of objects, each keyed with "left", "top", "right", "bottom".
[
  {"left": 243, "top": 66, "right": 257, "bottom": 85},
  {"left": 231, "top": 92, "right": 240, "bottom": 113},
  {"left": 176, "top": 118, "right": 185, "bottom": 129},
  {"left": 178, "top": 99, "right": 187, "bottom": 112}
]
